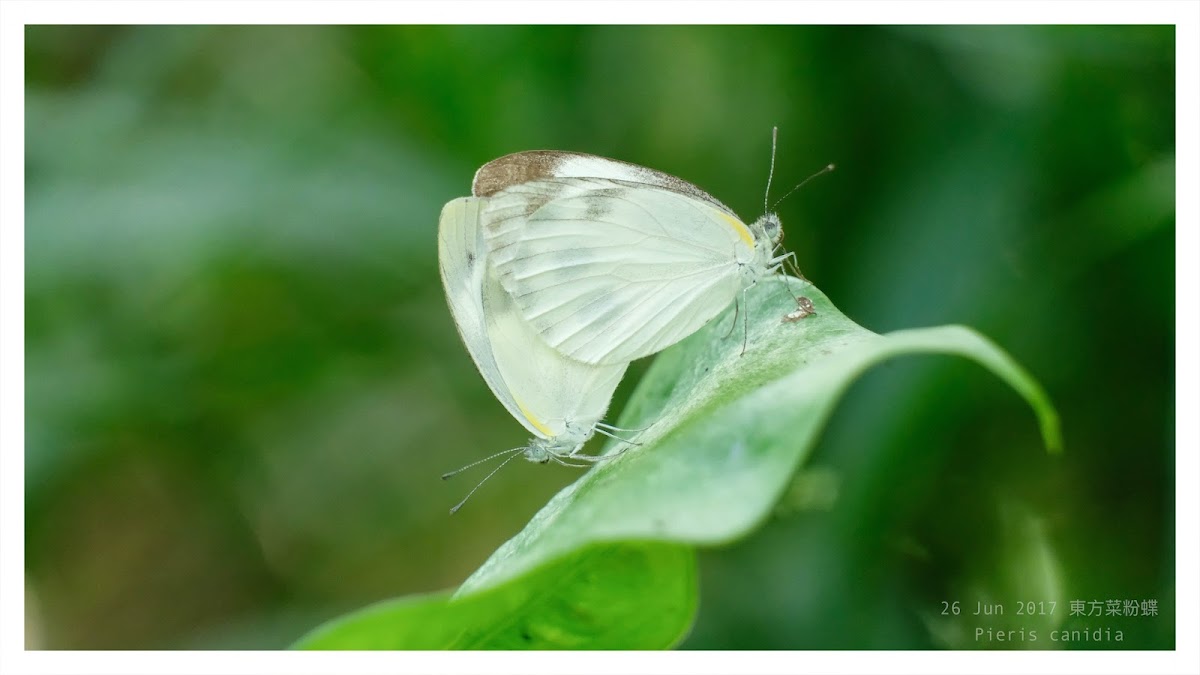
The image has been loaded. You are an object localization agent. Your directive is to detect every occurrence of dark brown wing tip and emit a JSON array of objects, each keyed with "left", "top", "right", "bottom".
[{"left": 471, "top": 151, "right": 583, "bottom": 197}]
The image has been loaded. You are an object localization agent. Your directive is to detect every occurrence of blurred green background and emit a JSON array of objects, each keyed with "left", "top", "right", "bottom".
[{"left": 24, "top": 25, "right": 1174, "bottom": 649}]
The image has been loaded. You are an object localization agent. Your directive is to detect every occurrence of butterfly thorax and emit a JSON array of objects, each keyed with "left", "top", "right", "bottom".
[{"left": 737, "top": 213, "right": 785, "bottom": 283}]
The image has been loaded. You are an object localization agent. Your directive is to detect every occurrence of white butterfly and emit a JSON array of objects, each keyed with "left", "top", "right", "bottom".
[
  {"left": 437, "top": 197, "right": 633, "bottom": 512},
  {"left": 472, "top": 148, "right": 822, "bottom": 366}
]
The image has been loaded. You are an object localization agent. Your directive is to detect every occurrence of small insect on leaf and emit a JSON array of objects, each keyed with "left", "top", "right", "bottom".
[{"left": 782, "top": 296, "right": 817, "bottom": 322}]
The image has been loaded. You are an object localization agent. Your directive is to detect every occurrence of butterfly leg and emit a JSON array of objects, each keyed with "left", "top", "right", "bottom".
[
  {"left": 767, "top": 251, "right": 805, "bottom": 300},
  {"left": 593, "top": 426, "right": 643, "bottom": 447},
  {"left": 595, "top": 421, "right": 653, "bottom": 433},
  {"left": 550, "top": 456, "right": 594, "bottom": 469},
  {"left": 722, "top": 294, "right": 741, "bottom": 339},
  {"left": 740, "top": 286, "right": 750, "bottom": 357}
]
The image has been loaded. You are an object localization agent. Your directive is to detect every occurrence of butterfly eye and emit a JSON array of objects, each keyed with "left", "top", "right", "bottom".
[{"left": 757, "top": 214, "right": 783, "bottom": 245}]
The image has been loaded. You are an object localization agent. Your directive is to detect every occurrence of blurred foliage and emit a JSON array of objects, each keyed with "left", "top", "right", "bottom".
[{"left": 25, "top": 25, "right": 1173, "bottom": 649}]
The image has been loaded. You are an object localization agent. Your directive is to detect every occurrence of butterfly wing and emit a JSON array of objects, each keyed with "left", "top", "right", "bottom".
[
  {"left": 473, "top": 150, "right": 738, "bottom": 216},
  {"left": 482, "top": 178, "right": 756, "bottom": 366},
  {"left": 438, "top": 197, "right": 626, "bottom": 441}
]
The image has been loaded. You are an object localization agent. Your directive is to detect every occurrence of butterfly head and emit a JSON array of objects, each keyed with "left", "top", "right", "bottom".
[
  {"left": 526, "top": 427, "right": 589, "bottom": 464},
  {"left": 753, "top": 212, "right": 784, "bottom": 248},
  {"left": 523, "top": 443, "right": 553, "bottom": 464}
]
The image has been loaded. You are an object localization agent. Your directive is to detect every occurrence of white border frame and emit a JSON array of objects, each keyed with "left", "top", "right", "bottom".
[{"left": 2, "top": 2, "right": 1195, "bottom": 674}]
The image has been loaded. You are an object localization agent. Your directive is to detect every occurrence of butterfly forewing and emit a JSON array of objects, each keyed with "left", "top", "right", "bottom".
[{"left": 480, "top": 179, "right": 753, "bottom": 365}]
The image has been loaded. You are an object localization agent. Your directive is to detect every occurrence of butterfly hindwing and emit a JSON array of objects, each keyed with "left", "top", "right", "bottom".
[{"left": 438, "top": 197, "right": 626, "bottom": 440}]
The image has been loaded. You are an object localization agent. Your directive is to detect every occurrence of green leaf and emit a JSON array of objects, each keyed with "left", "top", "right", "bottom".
[
  {"left": 295, "top": 277, "right": 1059, "bottom": 648},
  {"left": 459, "top": 277, "right": 1059, "bottom": 595},
  {"left": 294, "top": 542, "right": 696, "bottom": 649}
]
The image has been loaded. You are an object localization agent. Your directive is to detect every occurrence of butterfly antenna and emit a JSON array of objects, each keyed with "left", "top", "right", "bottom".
[
  {"left": 763, "top": 126, "right": 779, "bottom": 214},
  {"left": 770, "top": 163, "right": 836, "bottom": 213},
  {"left": 449, "top": 452, "right": 522, "bottom": 515},
  {"left": 441, "top": 446, "right": 524, "bottom": 480}
]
